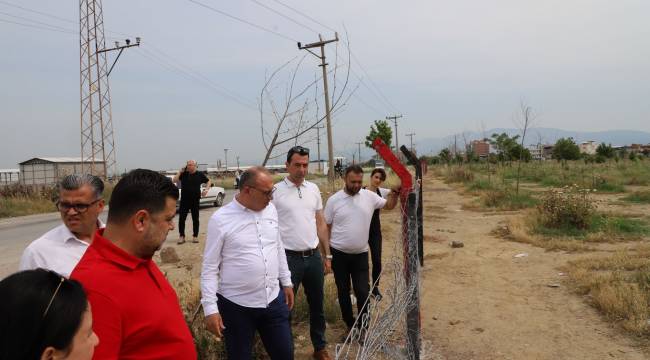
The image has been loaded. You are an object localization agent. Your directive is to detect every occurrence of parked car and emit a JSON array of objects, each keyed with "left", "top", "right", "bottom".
[{"left": 166, "top": 175, "right": 226, "bottom": 208}]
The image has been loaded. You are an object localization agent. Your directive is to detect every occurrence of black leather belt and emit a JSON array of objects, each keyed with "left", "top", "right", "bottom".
[{"left": 285, "top": 248, "right": 318, "bottom": 257}]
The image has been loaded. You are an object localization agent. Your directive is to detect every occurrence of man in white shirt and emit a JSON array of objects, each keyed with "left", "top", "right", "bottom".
[
  {"left": 272, "top": 146, "right": 332, "bottom": 360},
  {"left": 19, "top": 174, "right": 105, "bottom": 277},
  {"left": 202, "top": 167, "right": 295, "bottom": 360},
  {"left": 324, "top": 165, "right": 398, "bottom": 331}
]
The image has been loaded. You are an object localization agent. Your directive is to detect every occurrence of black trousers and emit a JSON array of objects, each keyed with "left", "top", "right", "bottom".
[
  {"left": 286, "top": 251, "right": 327, "bottom": 351},
  {"left": 218, "top": 292, "right": 293, "bottom": 360},
  {"left": 178, "top": 199, "right": 199, "bottom": 237},
  {"left": 330, "top": 247, "right": 369, "bottom": 329},
  {"left": 368, "top": 231, "right": 382, "bottom": 292}
]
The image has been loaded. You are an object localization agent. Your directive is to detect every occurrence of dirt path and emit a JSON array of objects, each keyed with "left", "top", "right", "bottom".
[{"left": 416, "top": 176, "right": 647, "bottom": 360}]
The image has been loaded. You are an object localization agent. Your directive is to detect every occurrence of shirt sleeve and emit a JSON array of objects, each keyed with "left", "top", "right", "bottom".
[
  {"left": 201, "top": 214, "right": 226, "bottom": 316},
  {"left": 324, "top": 195, "right": 334, "bottom": 224},
  {"left": 379, "top": 187, "right": 391, "bottom": 199},
  {"left": 373, "top": 191, "right": 388, "bottom": 209},
  {"left": 314, "top": 185, "right": 324, "bottom": 211},
  {"left": 18, "top": 244, "right": 40, "bottom": 271},
  {"left": 201, "top": 172, "right": 209, "bottom": 184},
  {"left": 85, "top": 290, "right": 122, "bottom": 360},
  {"left": 276, "top": 232, "right": 293, "bottom": 288}
]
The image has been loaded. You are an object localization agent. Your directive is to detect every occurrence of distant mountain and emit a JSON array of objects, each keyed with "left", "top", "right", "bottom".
[{"left": 416, "top": 128, "right": 650, "bottom": 155}]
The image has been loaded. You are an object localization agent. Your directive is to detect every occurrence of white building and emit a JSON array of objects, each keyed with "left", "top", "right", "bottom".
[
  {"left": 19, "top": 157, "right": 103, "bottom": 186},
  {"left": 579, "top": 141, "right": 599, "bottom": 155}
]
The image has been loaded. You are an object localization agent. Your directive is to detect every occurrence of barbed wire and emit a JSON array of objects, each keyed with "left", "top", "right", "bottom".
[{"left": 334, "top": 182, "right": 430, "bottom": 360}]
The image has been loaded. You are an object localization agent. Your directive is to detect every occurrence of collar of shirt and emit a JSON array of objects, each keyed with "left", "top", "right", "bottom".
[
  {"left": 61, "top": 219, "right": 106, "bottom": 245},
  {"left": 282, "top": 177, "right": 306, "bottom": 188},
  {"left": 92, "top": 228, "right": 150, "bottom": 271}
]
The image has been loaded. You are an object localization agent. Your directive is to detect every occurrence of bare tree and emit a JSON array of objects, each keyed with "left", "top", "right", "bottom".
[
  {"left": 515, "top": 101, "right": 536, "bottom": 195},
  {"left": 258, "top": 36, "right": 355, "bottom": 166}
]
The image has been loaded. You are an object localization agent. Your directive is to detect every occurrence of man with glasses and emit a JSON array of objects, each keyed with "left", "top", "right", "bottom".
[
  {"left": 173, "top": 159, "right": 211, "bottom": 244},
  {"left": 272, "top": 146, "right": 332, "bottom": 360},
  {"left": 20, "top": 174, "right": 105, "bottom": 277},
  {"left": 201, "top": 166, "right": 295, "bottom": 359}
]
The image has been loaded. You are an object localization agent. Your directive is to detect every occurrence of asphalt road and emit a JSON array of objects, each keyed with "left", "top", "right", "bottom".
[{"left": 0, "top": 190, "right": 237, "bottom": 279}]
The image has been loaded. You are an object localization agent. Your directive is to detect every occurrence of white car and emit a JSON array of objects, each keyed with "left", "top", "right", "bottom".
[{"left": 166, "top": 175, "right": 226, "bottom": 208}]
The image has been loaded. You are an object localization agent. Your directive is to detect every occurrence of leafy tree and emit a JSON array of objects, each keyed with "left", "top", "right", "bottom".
[
  {"left": 365, "top": 120, "right": 392, "bottom": 149},
  {"left": 490, "top": 132, "right": 522, "bottom": 163},
  {"left": 552, "top": 137, "right": 581, "bottom": 161},
  {"left": 596, "top": 143, "right": 615, "bottom": 158},
  {"left": 438, "top": 148, "right": 451, "bottom": 164}
]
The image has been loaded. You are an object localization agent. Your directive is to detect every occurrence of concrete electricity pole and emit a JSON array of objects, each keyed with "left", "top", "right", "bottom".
[
  {"left": 298, "top": 33, "right": 339, "bottom": 182},
  {"left": 386, "top": 114, "right": 403, "bottom": 156},
  {"left": 355, "top": 142, "right": 363, "bottom": 164},
  {"left": 314, "top": 125, "right": 325, "bottom": 173},
  {"left": 223, "top": 148, "right": 229, "bottom": 172},
  {"left": 406, "top": 133, "right": 415, "bottom": 152},
  {"left": 80, "top": 0, "right": 139, "bottom": 179}
]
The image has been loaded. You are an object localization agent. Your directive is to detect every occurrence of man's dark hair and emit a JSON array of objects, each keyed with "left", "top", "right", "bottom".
[
  {"left": 239, "top": 166, "right": 270, "bottom": 189},
  {"left": 59, "top": 174, "right": 104, "bottom": 199},
  {"left": 108, "top": 169, "right": 179, "bottom": 223},
  {"left": 0, "top": 269, "right": 88, "bottom": 359},
  {"left": 286, "top": 145, "right": 310, "bottom": 163},
  {"left": 371, "top": 168, "right": 387, "bottom": 181},
  {"left": 345, "top": 164, "right": 364, "bottom": 177}
]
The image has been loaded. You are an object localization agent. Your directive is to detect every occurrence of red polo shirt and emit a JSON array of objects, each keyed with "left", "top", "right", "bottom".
[{"left": 71, "top": 230, "right": 197, "bottom": 360}]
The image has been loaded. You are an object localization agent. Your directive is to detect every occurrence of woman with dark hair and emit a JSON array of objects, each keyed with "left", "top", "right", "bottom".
[
  {"left": 0, "top": 268, "right": 98, "bottom": 360},
  {"left": 366, "top": 168, "right": 399, "bottom": 300}
]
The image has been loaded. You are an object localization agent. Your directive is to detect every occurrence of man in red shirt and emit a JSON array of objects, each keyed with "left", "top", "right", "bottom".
[{"left": 71, "top": 169, "right": 196, "bottom": 359}]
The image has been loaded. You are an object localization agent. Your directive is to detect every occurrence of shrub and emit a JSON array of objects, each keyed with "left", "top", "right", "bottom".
[
  {"left": 445, "top": 167, "right": 474, "bottom": 183},
  {"left": 537, "top": 185, "right": 596, "bottom": 230}
]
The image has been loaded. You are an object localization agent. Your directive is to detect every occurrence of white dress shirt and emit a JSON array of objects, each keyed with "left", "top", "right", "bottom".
[
  {"left": 324, "top": 189, "right": 387, "bottom": 254},
  {"left": 201, "top": 198, "right": 293, "bottom": 316},
  {"left": 271, "top": 178, "right": 323, "bottom": 251},
  {"left": 19, "top": 221, "right": 105, "bottom": 278}
]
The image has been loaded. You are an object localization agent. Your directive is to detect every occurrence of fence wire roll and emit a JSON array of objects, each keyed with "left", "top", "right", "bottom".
[{"left": 335, "top": 181, "right": 426, "bottom": 360}]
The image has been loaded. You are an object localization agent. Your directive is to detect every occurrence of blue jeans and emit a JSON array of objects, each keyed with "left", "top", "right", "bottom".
[
  {"left": 286, "top": 251, "right": 327, "bottom": 351},
  {"left": 217, "top": 291, "right": 293, "bottom": 360}
]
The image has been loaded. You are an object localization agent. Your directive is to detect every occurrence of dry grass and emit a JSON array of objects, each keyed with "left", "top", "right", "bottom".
[
  {"left": 565, "top": 247, "right": 650, "bottom": 337},
  {"left": 492, "top": 215, "right": 593, "bottom": 252},
  {"left": 0, "top": 197, "right": 56, "bottom": 218}
]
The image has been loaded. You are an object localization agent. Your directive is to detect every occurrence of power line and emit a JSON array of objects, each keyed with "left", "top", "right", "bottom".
[
  {"left": 186, "top": 0, "right": 298, "bottom": 42},
  {"left": 249, "top": 0, "right": 320, "bottom": 35},
  {"left": 0, "top": 10, "right": 76, "bottom": 33},
  {"left": 0, "top": 16, "right": 76, "bottom": 34},
  {"left": 0, "top": 0, "right": 76, "bottom": 24}
]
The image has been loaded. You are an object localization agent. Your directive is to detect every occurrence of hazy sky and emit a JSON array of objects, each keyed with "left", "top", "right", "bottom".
[{"left": 1, "top": 0, "right": 649, "bottom": 170}]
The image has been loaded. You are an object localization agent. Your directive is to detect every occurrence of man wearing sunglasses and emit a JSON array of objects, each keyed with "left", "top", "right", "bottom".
[
  {"left": 19, "top": 174, "right": 105, "bottom": 278},
  {"left": 272, "top": 145, "right": 332, "bottom": 360},
  {"left": 202, "top": 166, "right": 294, "bottom": 359}
]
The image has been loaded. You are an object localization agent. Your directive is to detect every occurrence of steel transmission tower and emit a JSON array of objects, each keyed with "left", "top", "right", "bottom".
[{"left": 79, "top": 0, "right": 138, "bottom": 178}]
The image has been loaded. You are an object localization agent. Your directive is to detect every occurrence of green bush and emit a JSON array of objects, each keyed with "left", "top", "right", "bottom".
[{"left": 538, "top": 185, "right": 596, "bottom": 230}]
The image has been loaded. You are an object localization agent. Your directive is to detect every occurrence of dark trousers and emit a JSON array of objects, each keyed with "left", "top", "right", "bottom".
[
  {"left": 178, "top": 199, "right": 199, "bottom": 237},
  {"left": 286, "top": 251, "right": 326, "bottom": 351},
  {"left": 368, "top": 232, "right": 382, "bottom": 292},
  {"left": 330, "top": 247, "right": 370, "bottom": 329},
  {"left": 217, "top": 291, "right": 293, "bottom": 360}
]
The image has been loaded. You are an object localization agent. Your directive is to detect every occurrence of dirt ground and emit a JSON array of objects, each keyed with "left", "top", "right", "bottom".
[
  {"left": 156, "top": 173, "right": 650, "bottom": 359},
  {"left": 414, "top": 175, "right": 649, "bottom": 360}
]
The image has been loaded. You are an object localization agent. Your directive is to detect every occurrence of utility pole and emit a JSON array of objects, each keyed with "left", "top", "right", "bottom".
[
  {"left": 80, "top": 0, "right": 139, "bottom": 179},
  {"left": 386, "top": 114, "right": 403, "bottom": 157},
  {"left": 406, "top": 133, "right": 415, "bottom": 153},
  {"left": 298, "top": 33, "right": 339, "bottom": 183},
  {"left": 223, "top": 148, "right": 229, "bottom": 172},
  {"left": 355, "top": 142, "right": 363, "bottom": 164},
  {"left": 314, "top": 125, "right": 325, "bottom": 173},
  {"left": 236, "top": 155, "right": 240, "bottom": 170}
]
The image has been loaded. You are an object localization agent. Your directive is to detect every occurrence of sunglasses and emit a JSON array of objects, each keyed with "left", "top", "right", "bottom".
[
  {"left": 249, "top": 186, "right": 276, "bottom": 199},
  {"left": 55, "top": 198, "right": 101, "bottom": 213},
  {"left": 289, "top": 146, "right": 309, "bottom": 156}
]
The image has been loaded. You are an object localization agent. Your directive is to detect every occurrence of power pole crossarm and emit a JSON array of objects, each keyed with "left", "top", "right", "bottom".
[
  {"left": 386, "top": 114, "right": 403, "bottom": 156},
  {"left": 299, "top": 33, "right": 339, "bottom": 184}
]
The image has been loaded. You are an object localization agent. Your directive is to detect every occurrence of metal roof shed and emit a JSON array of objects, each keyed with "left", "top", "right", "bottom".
[{"left": 18, "top": 157, "right": 104, "bottom": 186}]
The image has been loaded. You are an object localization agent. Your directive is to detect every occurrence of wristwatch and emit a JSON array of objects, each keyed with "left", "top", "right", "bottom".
[{"left": 326, "top": 255, "right": 333, "bottom": 260}]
